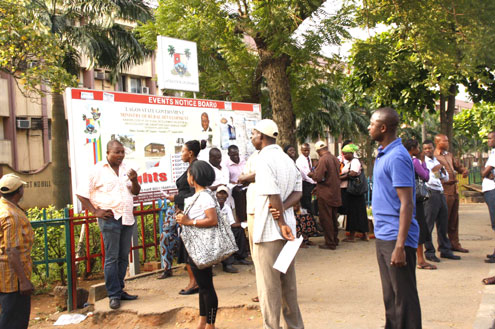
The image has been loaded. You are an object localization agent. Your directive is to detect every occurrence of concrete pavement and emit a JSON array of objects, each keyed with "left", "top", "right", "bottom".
[{"left": 92, "top": 203, "right": 495, "bottom": 328}]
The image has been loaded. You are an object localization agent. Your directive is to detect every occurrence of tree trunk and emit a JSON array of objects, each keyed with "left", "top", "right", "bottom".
[
  {"left": 258, "top": 50, "right": 296, "bottom": 148},
  {"left": 51, "top": 92, "right": 71, "bottom": 208},
  {"left": 439, "top": 83, "right": 456, "bottom": 145}
]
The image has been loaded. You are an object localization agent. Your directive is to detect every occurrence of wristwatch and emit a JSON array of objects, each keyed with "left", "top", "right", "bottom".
[{"left": 193, "top": 219, "right": 197, "bottom": 226}]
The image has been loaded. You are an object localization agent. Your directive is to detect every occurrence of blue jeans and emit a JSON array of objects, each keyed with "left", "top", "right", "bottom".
[
  {"left": 484, "top": 189, "right": 495, "bottom": 230},
  {"left": 0, "top": 290, "right": 31, "bottom": 329},
  {"left": 98, "top": 217, "right": 135, "bottom": 299}
]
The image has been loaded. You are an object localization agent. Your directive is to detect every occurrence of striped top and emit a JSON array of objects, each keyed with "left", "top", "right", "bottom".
[{"left": 0, "top": 197, "right": 34, "bottom": 293}]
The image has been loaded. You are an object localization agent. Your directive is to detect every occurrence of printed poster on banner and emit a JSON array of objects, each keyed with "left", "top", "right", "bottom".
[
  {"left": 65, "top": 89, "right": 261, "bottom": 211},
  {"left": 156, "top": 36, "right": 199, "bottom": 92}
]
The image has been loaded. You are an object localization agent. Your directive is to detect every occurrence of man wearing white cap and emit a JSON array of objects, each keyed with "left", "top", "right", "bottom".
[
  {"left": 308, "top": 141, "right": 342, "bottom": 250},
  {"left": 0, "top": 174, "right": 34, "bottom": 329},
  {"left": 251, "top": 119, "right": 304, "bottom": 329}
]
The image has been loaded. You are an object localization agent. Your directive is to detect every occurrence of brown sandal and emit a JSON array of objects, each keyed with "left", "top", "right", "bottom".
[
  {"left": 417, "top": 263, "right": 437, "bottom": 270},
  {"left": 482, "top": 277, "right": 495, "bottom": 285}
]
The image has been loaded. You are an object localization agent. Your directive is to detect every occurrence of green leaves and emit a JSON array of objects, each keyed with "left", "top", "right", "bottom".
[{"left": 0, "top": 0, "right": 77, "bottom": 96}]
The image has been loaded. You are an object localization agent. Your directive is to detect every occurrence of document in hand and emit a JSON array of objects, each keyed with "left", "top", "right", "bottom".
[{"left": 273, "top": 236, "right": 303, "bottom": 274}]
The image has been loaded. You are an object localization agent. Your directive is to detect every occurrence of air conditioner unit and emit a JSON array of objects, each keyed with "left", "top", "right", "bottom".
[
  {"left": 141, "top": 86, "right": 150, "bottom": 94},
  {"left": 94, "top": 71, "right": 105, "bottom": 80},
  {"left": 16, "top": 118, "right": 31, "bottom": 129}
]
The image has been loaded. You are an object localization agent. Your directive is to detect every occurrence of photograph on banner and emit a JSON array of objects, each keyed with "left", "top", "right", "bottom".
[
  {"left": 66, "top": 89, "right": 260, "bottom": 210},
  {"left": 219, "top": 109, "right": 260, "bottom": 160}
]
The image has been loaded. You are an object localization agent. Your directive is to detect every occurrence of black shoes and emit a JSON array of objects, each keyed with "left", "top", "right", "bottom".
[
  {"left": 109, "top": 298, "right": 120, "bottom": 309},
  {"left": 179, "top": 287, "right": 199, "bottom": 295},
  {"left": 223, "top": 264, "right": 239, "bottom": 273},
  {"left": 157, "top": 270, "right": 172, "bottom": 280},
  {"left": 425, "top": 255, "right": 441, "bottom": 263},
  {"left": 121, "top": 291, "right": 138, "bottom": 300},
  {"left": 234, "top": 259, "right": 253, "bottom": 266},
  {"left": 440, "top": 253, "right": 461, "bottom": 260}
]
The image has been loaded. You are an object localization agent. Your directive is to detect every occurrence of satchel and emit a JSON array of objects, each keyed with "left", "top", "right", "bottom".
[
  {"left": 347, "top": 168, "right": 368, "bottom": 196},
  {"left": 180, "top": 190, "right": 238, "bottom": 269},
  {"left": 415, "top": 175, "right": 430, "bottom": 202}
]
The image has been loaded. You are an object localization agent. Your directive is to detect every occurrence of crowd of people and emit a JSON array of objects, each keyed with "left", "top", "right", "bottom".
[{"left": 2, "top": 107, "right": 495, "bottom": 329}]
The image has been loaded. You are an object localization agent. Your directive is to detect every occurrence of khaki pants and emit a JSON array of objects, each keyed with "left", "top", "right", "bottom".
[{"left": 252, "top": 240, "right": 304, "bottom": 329}]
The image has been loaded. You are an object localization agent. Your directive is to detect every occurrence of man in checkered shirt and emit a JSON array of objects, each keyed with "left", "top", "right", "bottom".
[{"left": 251, "top": 119, "right": 304, "bottom": 329}]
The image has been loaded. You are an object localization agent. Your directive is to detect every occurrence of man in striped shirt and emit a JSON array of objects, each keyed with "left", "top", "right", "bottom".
[{"left": 0, "top": 174, "right": 34, "bottom": 329}]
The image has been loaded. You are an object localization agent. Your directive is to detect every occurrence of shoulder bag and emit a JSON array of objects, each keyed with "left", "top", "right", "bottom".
[
  {"left": 415, "top": 174, "right": 430, "bottom": 202},
  {"left": 346, "top": 161, "right": 368, "bottom": 196},
  {"left": 180, "top": 190, "right": 238, "bottom": 269}
]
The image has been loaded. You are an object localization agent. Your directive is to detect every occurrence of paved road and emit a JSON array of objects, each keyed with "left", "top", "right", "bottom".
[{"left": 92, "top": 203, "right": 495, "bottom": 328}]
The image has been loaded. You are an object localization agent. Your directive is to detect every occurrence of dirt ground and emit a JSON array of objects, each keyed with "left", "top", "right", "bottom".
[{"left": 29, "top": 203, "right": 495, "bottom": 329}]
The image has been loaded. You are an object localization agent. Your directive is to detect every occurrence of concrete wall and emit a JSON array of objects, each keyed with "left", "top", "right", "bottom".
[{"left": 0, "top": 163, "right": 55, "bottom": 209}]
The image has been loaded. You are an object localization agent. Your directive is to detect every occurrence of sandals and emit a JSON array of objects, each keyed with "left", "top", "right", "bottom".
[
  {"left": 485, "top": 258, "right": 495, "bottom": 263},
  {"left": 417, "top": 263, "right": 437, "bottom": 270},
  {"left": 482, "top": 276, "right": 495, "bottom": 285},
  {"left": 251, "top": 296, "right": 259, "bottom": 302}
]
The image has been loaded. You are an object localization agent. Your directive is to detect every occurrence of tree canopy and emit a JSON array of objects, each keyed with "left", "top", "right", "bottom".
[
  {"left": 354, "top": 0, "right": 495, "bottom": 144},
  {"left": 139, "top": 0, "right": 354, "bottom": 147},
  {"left": 0, "top": 0, "right": 76, "bottom": 96}
]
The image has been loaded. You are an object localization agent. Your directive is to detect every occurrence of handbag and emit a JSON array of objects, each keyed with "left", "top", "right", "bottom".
[
  {"left": 347, "top": 164, "right": 368, "bottom": 196},
  {"left": 415, "top": 175, "right": 430, "bottom": 202},
  {"left": 180, "top": 190, "right": 238, "bottom": 269}
]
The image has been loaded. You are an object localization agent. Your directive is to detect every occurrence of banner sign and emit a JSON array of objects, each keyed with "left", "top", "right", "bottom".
[
  {"left": 156, "top": 36, "right": 200, "bottom": 92},
  {"left": 65, "top": 88, "right": 261, "bottom": 211}
]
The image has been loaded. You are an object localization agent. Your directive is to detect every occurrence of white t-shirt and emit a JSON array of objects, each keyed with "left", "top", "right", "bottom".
[
  {"left": 340, "top": 158, "right": 361, "bottom": 188},
  {"left": 482, "top": 149, "right": 495, "bottom": 192},
  {"left": 184, "top": 192, "right": 217, "bottom": 220},
  {"left": 220, "top": 204, "right": 235, "bottom": 225}
]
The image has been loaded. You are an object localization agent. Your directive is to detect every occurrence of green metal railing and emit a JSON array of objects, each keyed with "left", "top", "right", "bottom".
[{"left": 30, "top": 209, "right": 75, "bottom": 311}]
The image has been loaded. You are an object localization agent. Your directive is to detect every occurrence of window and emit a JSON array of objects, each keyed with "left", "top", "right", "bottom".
[{"left": 130, "top": 77, "right": 142, "bottom": 93}]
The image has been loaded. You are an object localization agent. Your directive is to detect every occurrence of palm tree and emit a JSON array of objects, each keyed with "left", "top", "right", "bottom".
[
  {"left": 296, "top": 86, "right": 368, "bottom": 148},
  {"left": 184, "top": 48, "right": 191, "bottom": 59},
  {"left": 30, "top": 0, "right": 152, "bottom": 207},
  {"left": 168, "top": 45, "right": 175, "bottom": 57}
]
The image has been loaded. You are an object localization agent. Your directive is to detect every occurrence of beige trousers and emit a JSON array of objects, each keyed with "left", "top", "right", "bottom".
[
  {"left": 247, "top": 213, "right": 255, "bottom": 253},
  {"left": 252, "top": 239, "right": 304, "bottom": 329}
]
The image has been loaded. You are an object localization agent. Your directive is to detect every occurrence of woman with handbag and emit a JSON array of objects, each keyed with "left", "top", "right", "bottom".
[
  {"left": 176, "top": 160, "right": 220, "bottom": 329},
  {"left": 404, "top": 139, "right": 437, "bottom": 270},
  {"left": 339, "top": 144, "right": 369, "bottom": 242},
  {"left": 164, "top": 140, "right": 200, "bottom": 293}
]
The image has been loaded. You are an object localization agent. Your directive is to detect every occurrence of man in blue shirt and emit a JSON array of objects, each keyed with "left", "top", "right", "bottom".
[{"left": 369, "top": 107, "right": 421, "bottom": 329}]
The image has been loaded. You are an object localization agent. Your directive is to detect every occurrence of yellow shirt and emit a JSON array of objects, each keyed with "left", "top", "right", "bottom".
[{"left": 0, "top": 197, "right": 34, "bottom": 293}]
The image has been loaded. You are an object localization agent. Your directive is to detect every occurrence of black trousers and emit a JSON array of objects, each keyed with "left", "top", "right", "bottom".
[
  {"left": 189, "top": 260, "right": 218, "bottom": 324},
  {"left": 232, "top": 186, "right": 247, "bottom": 222},
  {"left": 302, "top": 181, "right": 316, "bottom": 214},
  {"left": 376, "top": 239, "right": 422, "bottom": 329},
  {"left": 0, "top": 290, "right": 31, "bottom": 329},
  {"left": 222, "top": 226, "right": 249, "bottom": 266},
  {"left": 424, "top": 189, "right": 453, "bottom": 256}
]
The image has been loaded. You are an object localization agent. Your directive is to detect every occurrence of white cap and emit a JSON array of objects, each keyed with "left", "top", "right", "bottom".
[
  {"left": 216, "top": 185, "right": 230, "bottom": 196},
  {"left": 315, "top": 141, "right": 326, "bottom": 151},
  {"left": 254, "top": 119, "right": 279, "bottom": 139},
  {"left": 0, "top": 174, "right": 27, "bottom": 194}
]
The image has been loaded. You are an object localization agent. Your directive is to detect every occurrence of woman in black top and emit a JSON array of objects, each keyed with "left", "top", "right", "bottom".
[{"left": 164, "top": 140, "right": 200, "bottom": 294}]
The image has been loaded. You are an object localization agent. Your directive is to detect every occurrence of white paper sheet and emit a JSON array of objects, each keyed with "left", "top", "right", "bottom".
[
  {"left": 54, "top": 313, "right": 88, "bottom": 326},
  {"left": 273, "top": 236, "right": 303, "bottom": 274}
]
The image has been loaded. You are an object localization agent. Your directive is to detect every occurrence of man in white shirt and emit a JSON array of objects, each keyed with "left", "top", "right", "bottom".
[
  {"left": 422, "top": 140, "right": 459, "bottom": 263},
  {"left": 251, "top": 119, "right": 304, "bottom": 329},
  {"left": 77, "top": 140, "right": 141, "bottom": 310},
  {"left": 226, "top": 145, "right": 248, "bottom": 221},
  {"left": 295, "top": 143, "right": 316, "bottom": 214},
  {"left": 483, "top": 132, "right": 495, "bottom": 261},
  {"left": 208, "top": 148, "right": 230, "bottom": 190}
]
